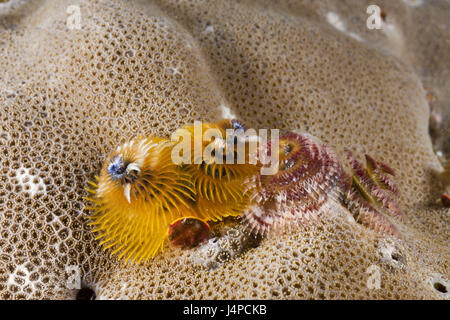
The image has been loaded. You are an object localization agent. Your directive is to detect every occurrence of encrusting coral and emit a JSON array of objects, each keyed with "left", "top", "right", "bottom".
[{"left": 0, "top": 0, "right": 449, "bottom": 300}]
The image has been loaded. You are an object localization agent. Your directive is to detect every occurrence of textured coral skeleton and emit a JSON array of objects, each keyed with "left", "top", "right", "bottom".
[{"left": 1, "top": 0, "right": 449, "bottom": 300}]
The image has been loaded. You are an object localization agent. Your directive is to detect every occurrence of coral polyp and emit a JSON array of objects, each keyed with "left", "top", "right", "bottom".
[
  {"left": 192, "top": 223, "right": 262, "bottom": 270},
  {"left": 243, "top": 132, "right": 345, "bottom": 235},
  {"left": 168, "top": 217, "right": 210, "bottom": 249},
  {"left": 86, "top": 136, "right": 197, "bottom": 261}
]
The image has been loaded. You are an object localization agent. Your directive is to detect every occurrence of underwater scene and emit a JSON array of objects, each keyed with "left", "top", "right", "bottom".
[{"left": 0, "top": 0, "right": 449, "bottom": 303}]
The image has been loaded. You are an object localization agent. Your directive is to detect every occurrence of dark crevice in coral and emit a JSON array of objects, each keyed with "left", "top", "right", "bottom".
[
  {"left": 390, "top": 252, "right": 404, "bottom": 264},
  {"left": 433, "top": 282, "right": 447, "bottom": 294},
  {"left": 76, "top": 287, "right": 96, "bottom": 300}
]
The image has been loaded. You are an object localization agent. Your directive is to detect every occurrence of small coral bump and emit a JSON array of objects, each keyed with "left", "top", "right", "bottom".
[
  {"left": 192, "top": 223, "right": 262, "bottom": 270},
  {"left": 168, "top": 217, "right": 211, "bottom": 249}
]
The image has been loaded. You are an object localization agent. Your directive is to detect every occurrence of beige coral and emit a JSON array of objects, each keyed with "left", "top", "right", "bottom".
[{"left": 0, "top": 0, "right": 448, "bottom": 299}]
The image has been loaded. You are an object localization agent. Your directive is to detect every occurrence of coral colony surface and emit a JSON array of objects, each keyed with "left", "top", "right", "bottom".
[{"left": 0, "top": 0, "right": 449, "bottom": 300}]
